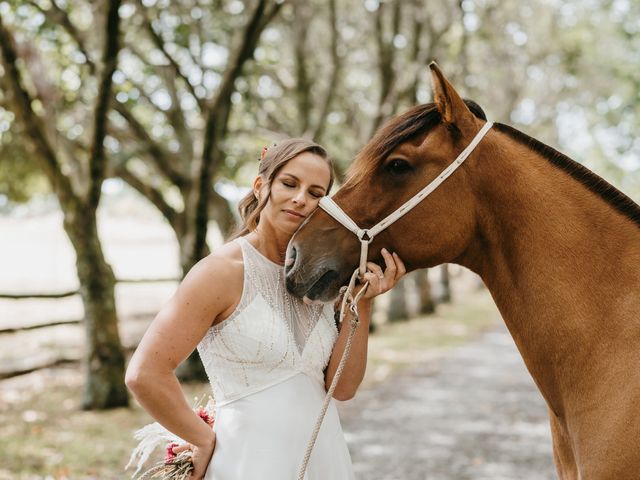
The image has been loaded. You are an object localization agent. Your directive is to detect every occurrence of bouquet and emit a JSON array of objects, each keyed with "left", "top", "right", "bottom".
[{"left": 125, "top": 396, "right": 215, "bottom": 480}]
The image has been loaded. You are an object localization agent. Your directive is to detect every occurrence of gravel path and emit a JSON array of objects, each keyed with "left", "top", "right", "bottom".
[{"left": 339, "top": 325, "right": 556, "bottom": 480}]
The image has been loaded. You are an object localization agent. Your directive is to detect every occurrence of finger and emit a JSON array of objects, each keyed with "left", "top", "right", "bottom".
[
  {"left": 172, "top": 443, "right": 192, "bottom": 454},
  {"left": 359, "top": 274, "right": 378, "bottom": 299},
  {"left": 392, "top": 252, "right": 407, "bottom": 280},
  {"left": 366, "top": 261, "right": 384, "bottom": 279},
  {"left": 380, "top": 248, "right": 397, "bottom": 280},
  {"left": 362, "top": 271, "right": 380, "bottom": 288}
]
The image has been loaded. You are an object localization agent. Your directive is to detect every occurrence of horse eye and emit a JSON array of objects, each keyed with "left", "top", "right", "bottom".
[{"left": 385, "top": 158, "right": 413, "bottom": 175}]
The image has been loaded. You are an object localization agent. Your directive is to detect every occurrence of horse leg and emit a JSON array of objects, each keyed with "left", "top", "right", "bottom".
[{"left": 549, "top": 410, "right": 580, "bottom": 480}]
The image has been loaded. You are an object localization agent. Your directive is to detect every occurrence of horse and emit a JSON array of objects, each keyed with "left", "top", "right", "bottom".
[{"left": 285, "top": 63, "right": 640, "bottom": 479}]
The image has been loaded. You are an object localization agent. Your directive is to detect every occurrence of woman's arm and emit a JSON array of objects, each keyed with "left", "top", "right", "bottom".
[
  {"left": 125, "top": 251, "right": 241, "bottom": 464},
  {"left": 325, "top": 249, "right": 406, "bottom": 400}
]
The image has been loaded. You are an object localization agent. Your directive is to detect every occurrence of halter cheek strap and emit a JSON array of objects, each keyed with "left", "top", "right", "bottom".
[{"left": 319, "top": 121, "right": 493, "bottom": 277}]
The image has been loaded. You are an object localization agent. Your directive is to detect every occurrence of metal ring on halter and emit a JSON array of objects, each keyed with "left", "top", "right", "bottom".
[{"left": 356, "top": 230, "right": 373, "bottom": 277}]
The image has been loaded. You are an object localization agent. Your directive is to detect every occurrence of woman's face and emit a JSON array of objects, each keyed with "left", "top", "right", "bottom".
[{"left": 256, "top": 151, "right": 331, "bottom": 237}]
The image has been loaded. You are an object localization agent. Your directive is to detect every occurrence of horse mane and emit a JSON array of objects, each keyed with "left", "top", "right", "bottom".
[
  {"left": 494, "top": 123, "right": 640, "bottom": 228},
  {"left": 346, "top": 100, "right": 487, "bottom": 184}
]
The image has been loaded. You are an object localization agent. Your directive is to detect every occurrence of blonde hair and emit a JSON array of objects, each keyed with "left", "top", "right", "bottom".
[{"left": 230, "top": 138, "right": 334, "bottom": 239}]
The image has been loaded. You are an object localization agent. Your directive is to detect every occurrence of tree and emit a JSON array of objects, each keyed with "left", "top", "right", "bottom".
[
  {"left": 109, "top": 0, "right": 284, "bottom": 378},
  {"left": 415, "top": 269, "right": 435, "bottom": 315},
  {"left": 0, "top": 0, "right": 127, "bottom": 409},
  {"left": 106, "top": 0, "right": 283, "bottom": 277},
  {"left": 386, "top": 275, "right": 409, "bottom": 322}
]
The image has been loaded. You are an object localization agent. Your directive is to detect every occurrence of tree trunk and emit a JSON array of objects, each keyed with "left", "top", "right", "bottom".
[
  {"left": 173, "top": 223, "right": 209, "bottom": 382},
  {"left": 63, "top": 205, "right": 128, "bottom": 409},
  {"left": 386, "top": 275, "right": 409, "bottom": 322},
  {"left": 415, "top": 269, "right": 435, "bottom": 315},
  {"left": 439, "top": 264, "right": 452, "bottom": 304}
]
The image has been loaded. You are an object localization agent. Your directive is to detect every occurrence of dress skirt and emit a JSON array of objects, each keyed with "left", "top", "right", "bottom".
[{"left": 205, "top": 373, "right": 355, "bottom": 480}]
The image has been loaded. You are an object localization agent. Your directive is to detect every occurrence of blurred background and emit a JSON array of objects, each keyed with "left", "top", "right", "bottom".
[{"left": 0, "top": 0, "right": 638, "bottom": 478}]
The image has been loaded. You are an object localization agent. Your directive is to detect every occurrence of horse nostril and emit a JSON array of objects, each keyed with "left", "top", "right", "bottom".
[{"left": 285, "top": 245, "right": 297, "bottom": 273}]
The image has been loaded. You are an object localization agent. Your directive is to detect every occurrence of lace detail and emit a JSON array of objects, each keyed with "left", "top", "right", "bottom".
[{"left": 197, "top": 237, "right": 338, "bottom": 406}]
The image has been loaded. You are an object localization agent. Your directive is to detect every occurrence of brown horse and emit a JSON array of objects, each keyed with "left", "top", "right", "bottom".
[{"left": 285, "top": 63, "right": 640, "bottom": 479}]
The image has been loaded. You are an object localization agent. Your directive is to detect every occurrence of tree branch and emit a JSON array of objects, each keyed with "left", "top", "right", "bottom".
[
  {"left": 112, "top": 101, "right": 188, "bottom": 189},
  {"left": 26, "top": 0, "right": 96, "bottom": 74},
  {"left": 191, "top": 0, "right": 284, "bottom": 267},
  {"left": 201, "top": 0, "right": 284, "bottom": 172},
  {"left": 160, "top": 64, "right": 195, "bottom": 165},
  {"left": 114, "top": 161, "right": 179, "bottom": 231},
  {"left": 206, "top": 0, "right": 283, "bottom": 120},
  {"left": 209, "top": 189, "right": 235, "bottom": 238},
  {"left": 0, "top": 12, "right": 76, "bottom": 205},
  {"left": 88, "top": 0, "right": 122, "bottom": 209},
  {"left": 293, "top": 2, "right": 312, "bottom": 135},
  {"left": 311, "top": 0, "right": 341, "bottom": 141},
  {"left": 134, "top": 0, "right": 205, "bottom": 112},
  {"left": 371, "top": 0, "right": 401, "bottom": 134}
]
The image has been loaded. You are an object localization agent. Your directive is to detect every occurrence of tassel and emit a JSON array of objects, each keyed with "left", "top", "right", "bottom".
[{"left": 124, "top": 422, "right": 180, "bottom": 478}]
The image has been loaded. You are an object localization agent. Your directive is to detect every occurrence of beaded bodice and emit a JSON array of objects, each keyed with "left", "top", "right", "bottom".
[{"left": 197, "top": 237, "right": 338, "bottom": 406}]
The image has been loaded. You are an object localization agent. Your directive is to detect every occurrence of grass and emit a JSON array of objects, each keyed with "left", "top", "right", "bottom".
[{"left": 0, "top": 289, "right": 499, "bottom": 479}]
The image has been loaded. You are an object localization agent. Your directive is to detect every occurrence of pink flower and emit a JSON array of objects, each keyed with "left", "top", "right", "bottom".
[
  {"left": 196, "top": 407, "right": 215, "bottom": 427},
  {"left": 165, "top": 442, "right": 179, "bottom": 464}
]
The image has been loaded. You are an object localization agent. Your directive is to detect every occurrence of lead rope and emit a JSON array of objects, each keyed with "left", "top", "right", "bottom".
[{"left": 296, "top": 268, "right": 369, "bottom": 480}]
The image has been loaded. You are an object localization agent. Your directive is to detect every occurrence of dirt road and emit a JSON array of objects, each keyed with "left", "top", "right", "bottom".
[{"left": 339, "top": 326, "right": 556, "bottom": 480}]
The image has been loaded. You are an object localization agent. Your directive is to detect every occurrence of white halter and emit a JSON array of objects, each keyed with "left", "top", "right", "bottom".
[{"left": 319, "top": 121, "right": 493, "bottom": 276}]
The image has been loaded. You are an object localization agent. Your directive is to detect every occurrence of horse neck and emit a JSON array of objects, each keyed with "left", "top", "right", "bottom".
[{"left": 461, "top": 135, "right": 640, "bottom": 417}]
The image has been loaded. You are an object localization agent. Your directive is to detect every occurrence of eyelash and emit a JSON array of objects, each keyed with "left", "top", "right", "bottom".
[{"left": 281, "top": 181, "right": 322, "bottom": 198}]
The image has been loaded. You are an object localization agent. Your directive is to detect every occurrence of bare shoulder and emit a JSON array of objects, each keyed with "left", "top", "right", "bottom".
[
  {"left": 175, "top": 239, "right": 244, "bottom": 324},
  {"left": 194, "top": 240, "right": 243, "bottom": 279},
  {"left": 126, "top": 240, "right": 246, "bottom": 374}
]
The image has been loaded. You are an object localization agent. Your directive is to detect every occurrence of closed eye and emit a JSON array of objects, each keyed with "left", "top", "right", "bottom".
[
  {"left": 282, "top": 180, "right": 323, "bottom": 198},
  {"left": 385, "top": 158, "right": 413, "bottom": 176}
]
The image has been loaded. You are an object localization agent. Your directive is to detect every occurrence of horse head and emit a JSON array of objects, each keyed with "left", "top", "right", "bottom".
[{"left": 285, "top": 63, "right": 492, "bottom": 301}]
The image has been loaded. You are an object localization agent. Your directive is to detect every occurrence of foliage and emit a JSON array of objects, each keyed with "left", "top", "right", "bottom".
[{"left": 0, "top": 0, "right": 637, "bottom": 206}]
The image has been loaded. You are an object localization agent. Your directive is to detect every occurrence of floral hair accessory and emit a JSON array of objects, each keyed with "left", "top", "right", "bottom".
[
  {"left": 259, "top": 143, "right": 277, "bottom": 162},
  {"left": 260, "top": 146, "right": 269, "bottom": 161}
]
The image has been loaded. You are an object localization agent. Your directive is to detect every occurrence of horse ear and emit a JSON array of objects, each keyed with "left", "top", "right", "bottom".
[{"left": 429, "top": 62, "right": 475, "bottom": 131}]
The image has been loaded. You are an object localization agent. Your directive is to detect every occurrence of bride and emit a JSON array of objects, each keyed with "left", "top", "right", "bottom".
[{"left": 125, "top": 138, "right": 406, "bottom": 479}]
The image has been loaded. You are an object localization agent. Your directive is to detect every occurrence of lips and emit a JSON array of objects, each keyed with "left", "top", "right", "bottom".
[{"left": 283, "top": 209, "right": 305, "bottom": 218}]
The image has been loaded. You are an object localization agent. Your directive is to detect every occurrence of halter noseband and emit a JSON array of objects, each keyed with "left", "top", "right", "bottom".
[{"left": 319, "top": 121, "right": 493, "bottom": 277}]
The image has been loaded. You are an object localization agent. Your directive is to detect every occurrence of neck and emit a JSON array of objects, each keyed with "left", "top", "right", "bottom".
[
  {"left": 248, "top": 224, "right": 291, "bottom": 266},
  {"left": 460, "top": 135, "right": 640, "bottom": 418}
]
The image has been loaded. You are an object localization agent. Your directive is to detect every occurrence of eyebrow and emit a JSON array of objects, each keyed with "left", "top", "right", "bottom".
[{"left": 280, "top": 173, "right": 327, "bottom": 191}]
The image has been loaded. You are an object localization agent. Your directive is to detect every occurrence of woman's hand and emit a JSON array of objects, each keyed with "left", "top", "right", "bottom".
[
  {"left": 173, "top": 432, "right": 216, "bottom": 480},
  {"left": 358, "top": 248, "right": 407, "bottom": 300}
]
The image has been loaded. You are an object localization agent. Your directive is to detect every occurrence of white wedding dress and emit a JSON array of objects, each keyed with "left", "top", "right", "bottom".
[{"left": 196, "top": 236, "right": 355, "bottom": 480}]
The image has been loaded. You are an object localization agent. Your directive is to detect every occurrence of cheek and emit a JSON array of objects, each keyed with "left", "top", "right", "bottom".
[{"left": 266, "top": 185, "right": 285, "bottom": 202}]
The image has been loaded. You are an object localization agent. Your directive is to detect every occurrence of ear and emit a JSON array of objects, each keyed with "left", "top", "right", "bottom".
[
  {"left": 429, "top": 62, "right": 476, "bottom": 133},
  {"left": 253, "top": 176, "right": 264, "bottom": 200}
]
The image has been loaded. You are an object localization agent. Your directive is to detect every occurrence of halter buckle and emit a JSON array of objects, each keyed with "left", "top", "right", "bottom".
[{"left": 357, "top": 229, "right": 374, "bottom": 243}]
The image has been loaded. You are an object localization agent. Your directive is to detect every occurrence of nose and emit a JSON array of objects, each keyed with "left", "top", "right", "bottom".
[{"left": 292, "top": 190, "right": 306, "bottom": 205}]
